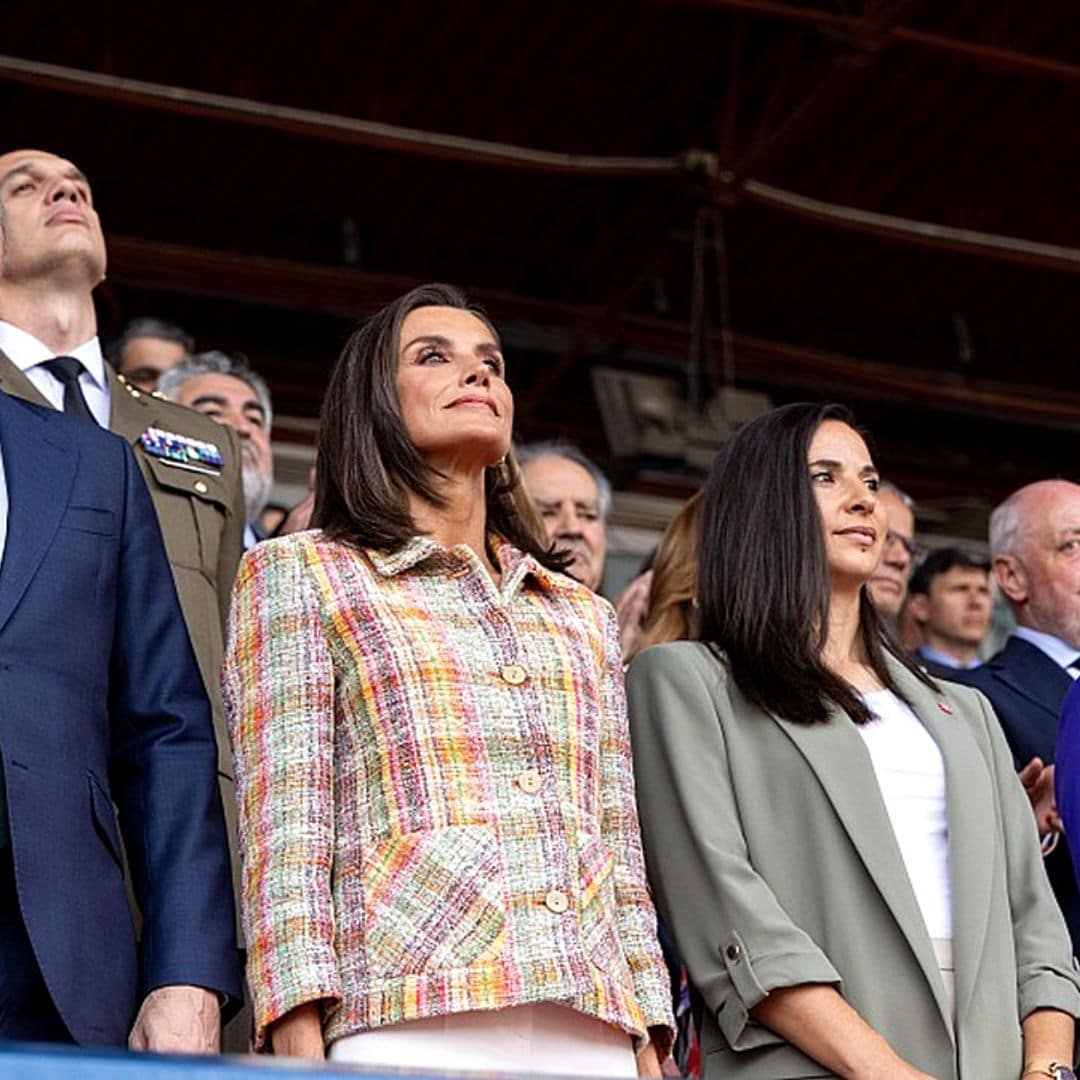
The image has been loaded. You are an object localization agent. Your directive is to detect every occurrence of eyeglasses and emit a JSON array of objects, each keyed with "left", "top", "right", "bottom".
[{"left": 885, "top": 531, "right": 926, "bottom": 562}]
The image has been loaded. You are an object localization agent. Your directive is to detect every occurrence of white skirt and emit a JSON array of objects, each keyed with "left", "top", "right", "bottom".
[{"left": 328, "top": 1002, "right": 637, "bottom": 1076}]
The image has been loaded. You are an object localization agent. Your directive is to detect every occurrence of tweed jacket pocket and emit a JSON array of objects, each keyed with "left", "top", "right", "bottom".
[
  {"left": 362, "top": 825, "right": 507, "bottom": 977},
  {"left": 578, "top": 835, "right": 622, "bottom": 971}
]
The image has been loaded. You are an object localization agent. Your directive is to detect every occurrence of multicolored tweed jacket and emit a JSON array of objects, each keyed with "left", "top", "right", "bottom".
[{"left": 223, "top": 530, "right": 674, "bottom": 1052}]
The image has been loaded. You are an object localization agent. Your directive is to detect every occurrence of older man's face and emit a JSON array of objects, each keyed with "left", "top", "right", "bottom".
[
  {"left": 174, "top": 372, "right": 273, "bottom": 523},
  {"left": 867, "top": 489, "right": 917, "bottom": 620},
  {"left": 998, "top": 482, "right": 1080, "bottom": 650},
  {"left": 521, "top": 455, "right": 607, "bottom": 591}
]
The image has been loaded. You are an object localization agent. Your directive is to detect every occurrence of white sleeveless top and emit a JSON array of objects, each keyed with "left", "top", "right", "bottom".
[{"left": 857, "top": 690, "right": 952, "bottom": 940}]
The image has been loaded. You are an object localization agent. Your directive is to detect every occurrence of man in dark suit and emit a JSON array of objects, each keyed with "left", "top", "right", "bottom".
[
  {"left": 0, "top": 388, "right": 239, "bottom": 1046},
  {"left": 0, "top": 148, "right": 243, "bottom": 796},
  {"left": 0, "top": 150, "right": 247, "bottom": 1038},
  {"left": 948, "top": 479, "right": 1080, "bottom": 951}
]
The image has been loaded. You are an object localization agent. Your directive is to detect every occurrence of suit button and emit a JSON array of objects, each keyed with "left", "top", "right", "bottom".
[
  {"left": 516, "top": 769, "right": 542, "bottom": 794},
  {"left": 500, "top": 663, "right": 528, "bottom": 686},
  {"left": 544, "top": 889, "right": 569, "bottom": 914},
  {"left": 194, "top": 480, "right": 209, "bottom": 494},
  {"left": 726, "top": 943, "right": 742, "bottom": 962}
]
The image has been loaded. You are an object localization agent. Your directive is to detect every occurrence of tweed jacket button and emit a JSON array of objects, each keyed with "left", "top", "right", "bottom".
[
  {"left": 517, "top": 769, "right": 542, "bottom": 794},
  {"left": 544, "top": 889, "right": 569, "bottom": 914},
  {"left": 500, "top": 663, "right": 528, "bottom": 686},
  {"left": 194, "top": 480, "right": 209, "bottom": 494}
]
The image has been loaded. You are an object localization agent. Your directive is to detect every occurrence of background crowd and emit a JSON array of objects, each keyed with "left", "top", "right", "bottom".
[{"left": 2, "top": 145, "right": 1080, "bottom": 1080}]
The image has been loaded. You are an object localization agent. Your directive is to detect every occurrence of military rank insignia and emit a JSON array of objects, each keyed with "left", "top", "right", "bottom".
[{"left": 139, "top": 427, "right": 224, "bottom": 473}]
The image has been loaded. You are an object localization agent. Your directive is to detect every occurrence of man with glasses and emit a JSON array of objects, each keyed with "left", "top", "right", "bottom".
[{"left": 867, "top": 481, "right": 922, "bottom": 627}]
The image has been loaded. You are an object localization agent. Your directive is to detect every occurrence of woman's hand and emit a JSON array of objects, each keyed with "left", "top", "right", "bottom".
[
  {"left": 268, "top": 1002, "right": 325, "bottom": 1059},
  {"left": 636, "top": 1040, "right": 662, "bottom": 1077}
]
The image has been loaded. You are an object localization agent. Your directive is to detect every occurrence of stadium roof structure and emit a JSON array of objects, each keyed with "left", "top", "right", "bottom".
[{"left": 2, "top": 0, "right": 1078, "bottom": 517}]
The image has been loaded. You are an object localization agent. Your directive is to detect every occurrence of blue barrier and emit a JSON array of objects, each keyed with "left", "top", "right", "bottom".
[{"left": 0, "top": 1043, "right": 414, "bottom": 1078}]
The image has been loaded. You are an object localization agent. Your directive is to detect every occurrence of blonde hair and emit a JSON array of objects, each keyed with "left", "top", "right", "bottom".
[{"left": 637, "top": 490, "right": 705, "bottom": 654}]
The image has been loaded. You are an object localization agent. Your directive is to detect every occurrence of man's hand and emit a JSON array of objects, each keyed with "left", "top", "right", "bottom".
[
  {"left": 128, "top": 985, "right": 221, "bottom": 1054},
  {"left": 1019, "top": 757, "right": 1062, "bottom": 836}
]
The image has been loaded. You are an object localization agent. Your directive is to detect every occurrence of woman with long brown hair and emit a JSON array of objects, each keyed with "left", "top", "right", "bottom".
[
  {"left": 224, "top": 284, "right": 673, "bottom": 1074},
  {"left": 629, "top": 402, "right": 1079, "bottom": 1079}
]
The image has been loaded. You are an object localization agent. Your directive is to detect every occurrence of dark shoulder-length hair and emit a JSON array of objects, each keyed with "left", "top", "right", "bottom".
[
  {"left": 696, "top": 401, "right": 934, "bottom": 726},
  {"left": 313, "top": 282, "right": 563, "bottom": 570}
]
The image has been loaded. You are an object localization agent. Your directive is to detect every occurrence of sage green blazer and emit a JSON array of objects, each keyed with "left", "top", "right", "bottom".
[{"left": 627, "top": 642, "right": 1080, "bottom": 1079}]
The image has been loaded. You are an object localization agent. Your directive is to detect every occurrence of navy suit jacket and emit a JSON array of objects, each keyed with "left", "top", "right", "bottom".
[
  {"left": 0, "top": 391, "right": 240, "bottom": 1045},
  {"left": 947, "top": 635, "right": 1080, "bottom": 951}
]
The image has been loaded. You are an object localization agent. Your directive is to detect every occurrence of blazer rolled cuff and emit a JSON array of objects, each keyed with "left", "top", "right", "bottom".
[
  {"left": 1018, "top": 971, "right": 1080, "bottom": 1023},
  {"left": 714, "top": 932, "right": 842, "bottom": 1051}
]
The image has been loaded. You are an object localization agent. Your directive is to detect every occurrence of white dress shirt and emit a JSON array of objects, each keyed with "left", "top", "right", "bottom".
[
  {"left": 0, "top": 321, "right": 110, "bottom": 427},
  {"left": 1014, "top": 626, "right": 1080, "bottom": 679}
]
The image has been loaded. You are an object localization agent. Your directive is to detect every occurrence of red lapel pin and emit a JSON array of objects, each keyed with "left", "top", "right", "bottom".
[{"left": 938, "top": 701, "right": 953, "bottom": 715}]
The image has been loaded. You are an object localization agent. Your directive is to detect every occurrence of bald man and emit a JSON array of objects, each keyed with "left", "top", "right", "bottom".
[{"left": 949, "top": 480, "right": 1080, "bottom": 952}]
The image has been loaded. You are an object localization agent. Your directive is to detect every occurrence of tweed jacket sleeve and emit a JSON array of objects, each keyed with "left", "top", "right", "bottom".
[
  {"left": 223, "top": 538, "right": 342, "bottom": 1048},
  {"left": 598, "top": 604, "right": 677, "bottom": 1055}
]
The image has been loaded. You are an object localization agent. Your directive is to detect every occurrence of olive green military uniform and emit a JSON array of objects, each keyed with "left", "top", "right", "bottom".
[{"left": 0, "top": 353, "right": 244, "bottom": 912}]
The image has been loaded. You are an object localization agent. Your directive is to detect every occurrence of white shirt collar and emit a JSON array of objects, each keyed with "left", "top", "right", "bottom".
[
  {"left": 1013, "top": 626, "right": 1080, "bottom": 670},
  {"left": 0, "top": 320, "right": 108, "bottom": 392}
]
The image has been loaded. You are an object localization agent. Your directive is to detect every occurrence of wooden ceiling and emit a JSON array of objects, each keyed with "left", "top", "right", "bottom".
[{"left": 2, "top": 0, "right": 1078, "bottom": 524}]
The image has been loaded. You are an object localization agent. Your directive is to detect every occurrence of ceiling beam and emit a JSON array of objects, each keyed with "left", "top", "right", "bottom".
[
  {"left": 104, "top": 233, "right": 1080, "bottom": 429},
  {"left": 673, "top": 0, "right": 1080, "bottom": 81},
  {"left": 0, "top": 53, "right": 686, "bottom": 178}
]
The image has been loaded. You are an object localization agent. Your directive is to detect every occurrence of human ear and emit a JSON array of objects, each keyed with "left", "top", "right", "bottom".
[
  {"left": 907, "top": 594, "right": 930, "bottom": 626},
  {"left": 993, "top": 555, "right": 1028, "bottom": 605}
]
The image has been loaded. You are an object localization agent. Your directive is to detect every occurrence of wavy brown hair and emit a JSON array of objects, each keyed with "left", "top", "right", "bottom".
[
  {"left": 634, "top": 490, "right": 705, "bottom": 657},
  {"left": 313, "top": 282, "right": 564, "bottom": 570}
]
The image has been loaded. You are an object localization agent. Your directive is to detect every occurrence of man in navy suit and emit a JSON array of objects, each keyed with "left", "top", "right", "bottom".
[
  {"left": 949, "top": 479, "right": 1080, "bottom": 952},
  {"left": 0, "top": 388, "right": 239, "bottom": 1046}
]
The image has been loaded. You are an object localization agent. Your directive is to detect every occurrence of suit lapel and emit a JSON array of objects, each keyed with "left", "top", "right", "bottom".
[
  {"left": 0, "top": 348, "right": 52, "bottom": 408},
  {"left": 991, "top": 638, "right": 1072, "bottom": 722},
  {"left": 0, "top": 394, "right": 76, "bottom": 636},
  {"left": 774, "top": 677, "right": 955, "bottom": 1038},
  {"left": 890, "top": 660, "right": 994, "bottom": 1030}
]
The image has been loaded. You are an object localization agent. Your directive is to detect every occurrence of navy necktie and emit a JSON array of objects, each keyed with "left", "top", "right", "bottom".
[{"left": 42, "top": 356, "right": 95, "bottom": 424}]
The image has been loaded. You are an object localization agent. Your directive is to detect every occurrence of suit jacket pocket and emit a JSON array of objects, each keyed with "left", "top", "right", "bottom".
[
  {"left": 361, "top": 825, "right": 506, "bottom": 978},
  {"left": 578, "top": 834, "right": 622, "bottom": 971},
  {"left": 88, "top": 772, "right": 124, "bottom": 869},
  {"left": 703, "top": 1039, "right": 835, "bottom": 1079},
  {"left": 61, "top": 506, "right": 116, "bottom": 536}
]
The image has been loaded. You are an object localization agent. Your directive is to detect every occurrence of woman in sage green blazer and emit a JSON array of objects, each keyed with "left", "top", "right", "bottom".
[{"left": 627, "top": 403, "right": 1080, "bottom": 1080}]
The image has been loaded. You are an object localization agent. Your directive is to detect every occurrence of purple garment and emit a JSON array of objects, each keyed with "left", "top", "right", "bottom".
[{"left": 1055, "top": 679, "right": 1080, "bottom": 886}]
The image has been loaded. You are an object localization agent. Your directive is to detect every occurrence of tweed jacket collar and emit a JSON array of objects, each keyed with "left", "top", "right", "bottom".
[{"left": 366, "top": 535, "right": 574, "bottom": 597}]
